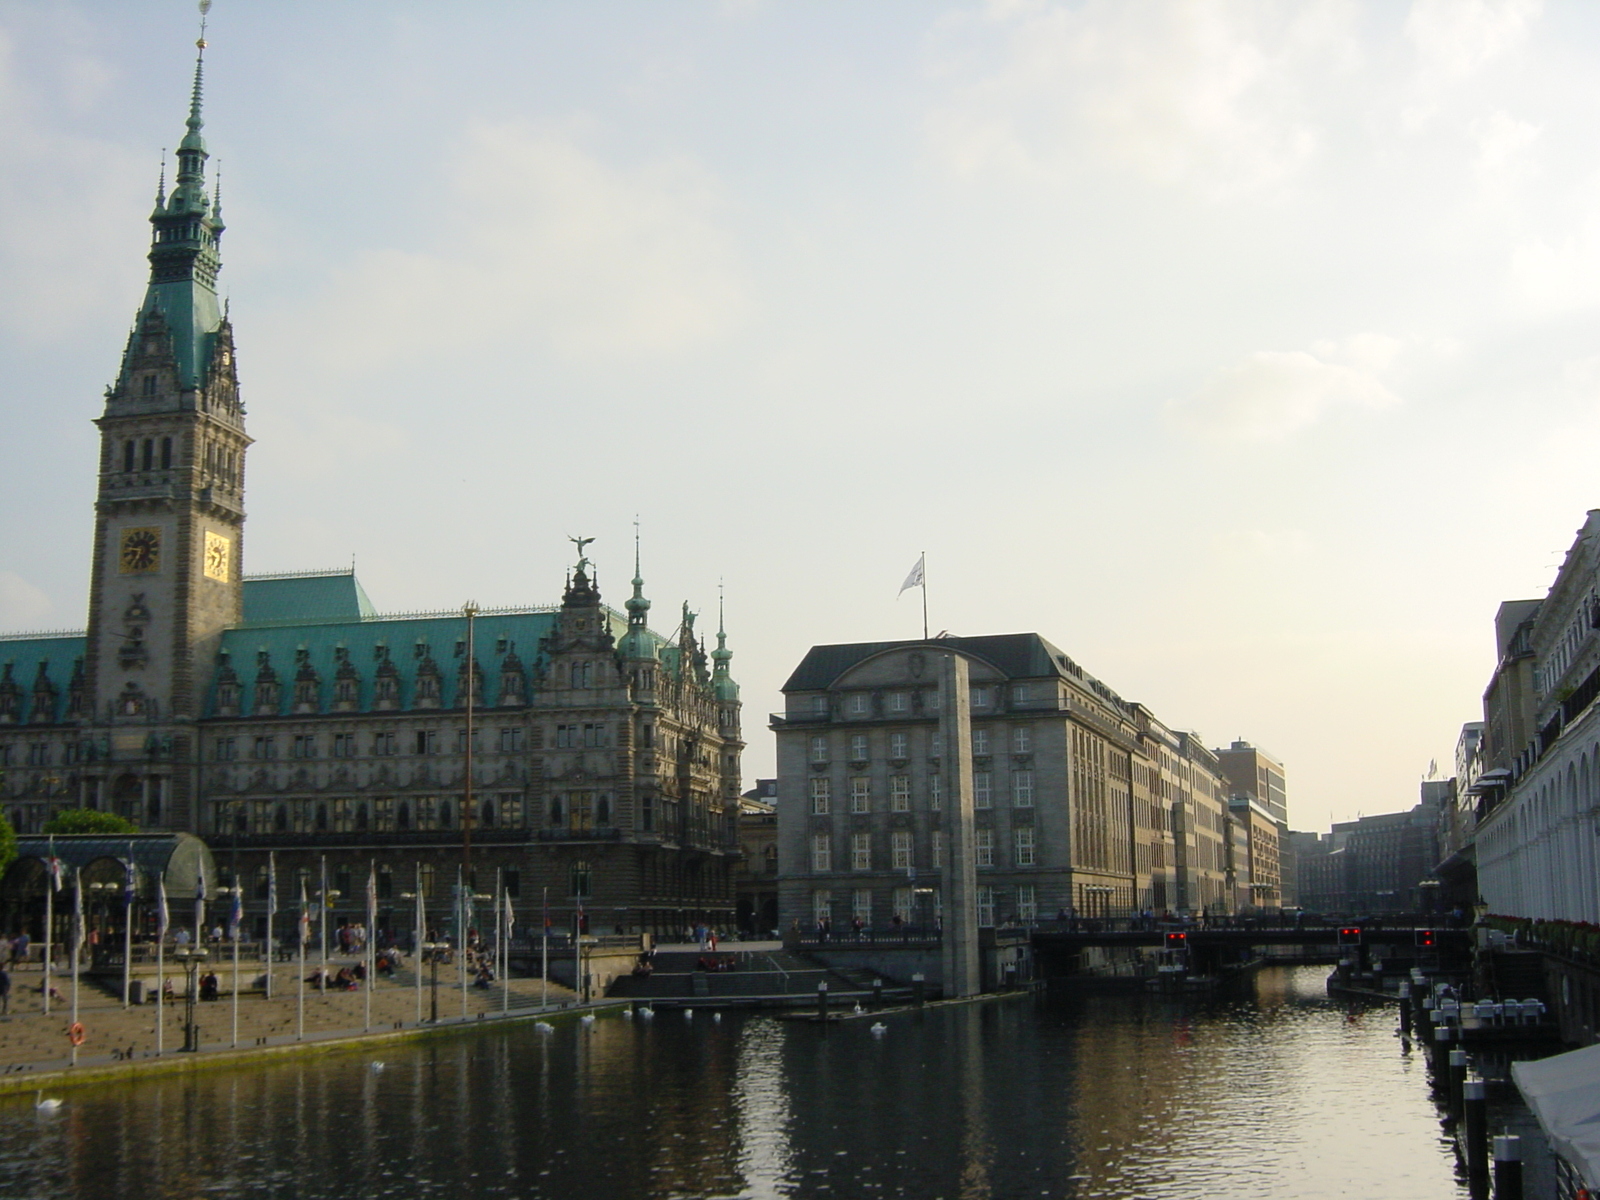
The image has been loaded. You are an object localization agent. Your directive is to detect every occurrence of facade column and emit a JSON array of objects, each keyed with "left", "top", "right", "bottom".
[{"left": 939, "top": 653, "right": 979, "bottom": 998}]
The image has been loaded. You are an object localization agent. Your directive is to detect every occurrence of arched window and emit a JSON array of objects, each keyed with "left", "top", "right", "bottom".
[
  {"left": 315, "top": 803, "right": 328, "bottom": 832},
  {"left": 480, "top": 799, "right": 495, "bottom": 829},
  {"left": 438, "top": 800, "right": 453, "bottom": 829},
  {"left": 549, "top": 798, "right": 564, "bottom": 826},
  {"left": 254, "top": 864, "right": 271, "bottom": 901}
]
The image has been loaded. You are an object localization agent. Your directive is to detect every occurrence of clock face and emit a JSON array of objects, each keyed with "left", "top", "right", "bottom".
[
  {"left": 203, "top": 531, "right": 231, "bottom": 582},
  {"left": 119, "top": 527, "right": 161, "bottom": 574}
]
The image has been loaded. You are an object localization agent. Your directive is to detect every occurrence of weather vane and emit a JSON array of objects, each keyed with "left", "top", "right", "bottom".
[{"left": 198, "top": 0, "right": 212, "bottom": 49}]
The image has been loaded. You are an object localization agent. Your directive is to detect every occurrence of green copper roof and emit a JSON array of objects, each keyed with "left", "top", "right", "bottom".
[
  {"left": 241, "top": 571, "right": 377, "bottom": 625},
  {"left": 0, "top": 635, "right": 84, "bottom": 724}
]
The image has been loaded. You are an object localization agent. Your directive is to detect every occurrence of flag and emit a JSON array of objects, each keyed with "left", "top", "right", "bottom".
[
  {"left": 504, "top": 891, "right": 514, "bottom": 941},
  {"left": 122, "top": 853, "right": 136, "bottom": 906},
  {"left": 45, "top": 844, "right": 63, "bottom": 892},
  {"left": 195, "top": 869, "right": 207, "bottom": 905},
  {"left": 298, "top": 883, "right": 311, "bottom": 946},
  {"left": 267, "top": 853, "right": 278, "bottom": 917},
  {"left": 71, "top": 868, "right": 85, "bottom": 954},
  {"left": 898, "top": 554, "right": 925, "bottom": 595},
  {"left": 365, "top": 865, "right": 377, "bottom": 941},
  {"left": 157, "top": 877, "right": 170, "bottom": 940},
  {"left": 228, "top": 886, "right": 243, "bottom": 939}
]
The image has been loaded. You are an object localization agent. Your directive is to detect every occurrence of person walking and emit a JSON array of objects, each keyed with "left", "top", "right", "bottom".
[{"left": 0, "top": 961, "right": 10, "bottom": 1015}]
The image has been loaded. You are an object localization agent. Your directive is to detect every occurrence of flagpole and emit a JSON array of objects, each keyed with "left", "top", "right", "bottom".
[
  {"left": 156, "top": 877, "right": 167, "bottom": 1058},
  {"left": 122, "top": 845, "right": 134, "bottom": 1009},
  {"left": 364, "top": 860, "right": 374, "bottom": 1033},
  {"left": 42, "top": 845, "right": 54, "bottom": 1015},
  {"left": 501, "top": 888, "right": 510, "bottom": 1018},
  {"left": 231, "top": 892, "right": 239, "bottom": 1048},
  {"left": 296, "top": 886, "right": 306, "bottom": 1041},
  {"left": 265, "top": 852, "right": 276, "bottom": 1001},
  {"left": 70, "top": 868, "right": 81, "bottom": 1068},
  {"left": 318, "top": 855, "right": 328, "bottom": 997},
  {"left": 493, "top": 869, "right": 502, "bottom": 1016},
  {"left": 414, "top": 862, "right": 424, "bottom": 1026},
  {"left": 541, "top": 886, "right": 548, "bottom": 1011},
  {"left": 458, "top": 867, "right": 468, "bottom": 1022},
  {"left": 921, "top": 550, "right": 928, "bottom": 640}
]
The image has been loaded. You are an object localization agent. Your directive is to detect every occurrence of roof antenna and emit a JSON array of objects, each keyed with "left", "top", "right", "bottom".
[{"left": 156, "top": 150, "right": 167, "bottom": 205}]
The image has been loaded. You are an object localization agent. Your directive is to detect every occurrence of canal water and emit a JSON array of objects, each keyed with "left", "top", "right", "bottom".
[{"left": 0, "top": 966, "right": 1470, "bottom": 1199}]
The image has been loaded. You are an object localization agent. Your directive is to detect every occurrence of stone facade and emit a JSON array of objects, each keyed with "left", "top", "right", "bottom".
[
  {"left": 0, "top": 43, "right": 742, "bottom": 942},
  {"left": 771, "top": 633, "right": 1241, "bottom": 933}
]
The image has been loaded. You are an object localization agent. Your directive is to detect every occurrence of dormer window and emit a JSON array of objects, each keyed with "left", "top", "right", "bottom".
[{"left": 142, "top": 375, "right": 157, "bottom": 396}]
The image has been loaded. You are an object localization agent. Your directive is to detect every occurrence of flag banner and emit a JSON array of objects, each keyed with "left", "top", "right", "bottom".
[
  {"left": 366, "top": 866, "right": 377, "bottom": 936},
  {"left": 229, "top": 887, "right": 243, "bottom": 938},
  {"left": 267, "top": 853, "right": 278, "bottom": 917},
  {"left": 298, "top": 884, "right": 311, "bottom": 945},
  {"left": 899, "top": 554, "right": 925, "bottom": 595},
  {"left": 157, "top": 877, "right": 170, "bottom": 940},
  {"left": 195, "top": 869, "right": 207, "bottom": 904},
  {"left": 123, "top": 855, "right": 136, "bottom": 906},
  {"left": 46, "top": 855, "right": 63, "bottom": 893},
  {"left": 72, "top": 868, "right": 85, "bottom": 953},
  {"left": 505, "top": 893, "right": 514, "bottom": 941}
]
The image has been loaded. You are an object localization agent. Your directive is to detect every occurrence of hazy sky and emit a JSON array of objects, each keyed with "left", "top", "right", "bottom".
[{"left": 2, "top": 0, "right": 1598, "bottom": 829}]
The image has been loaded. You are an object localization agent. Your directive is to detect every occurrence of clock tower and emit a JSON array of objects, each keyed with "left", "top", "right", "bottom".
[{"left": 83, "top": 31, "right": 249, "bottom": 828}]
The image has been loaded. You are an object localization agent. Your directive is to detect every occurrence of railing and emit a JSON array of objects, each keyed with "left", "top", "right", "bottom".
[
  {"left": 534, "top": 828, "right": 624, "bottom": 842},
  {"left": 92, "top": 940, "right": 271, "bottom": 971},
  {"left": 796, "top": 929, "right": 942, "bottom": 947}
]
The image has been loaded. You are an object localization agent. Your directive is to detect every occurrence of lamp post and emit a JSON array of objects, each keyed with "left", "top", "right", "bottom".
[
  {"left": 461, "top": 601, "right": 478, "bottom": 880},
  {"left": 173, "top": 946, "right": 208, "bottom": 1052},
  {"left": 422, "top": 939, "right": 442, "bottom": 1023}
]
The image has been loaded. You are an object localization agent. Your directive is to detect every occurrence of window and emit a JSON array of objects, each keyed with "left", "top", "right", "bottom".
[
  {"left": 930, "top": 771, "right": 941, "bottom": 810},
  {"left": 813, "top": 695, "right": 828, "bottom": 715},
  {"left": 975, "top": 827, "right": 994, "bottom": 866},
  {"left": 500, "top": 795, "right": 524, "bottom": 828},
  {"left": 888, "top": 692, "right": 909, "bottom": 714},
  {"left": 640, "top": 723, "right": 654, "bottom": 749},
  {"left": 974, "top": 772, "right": 992, "bottom": 808},
  {"left": 849, "top": 777, "right": 871, "bottom": 813},
  {"left": 454, "top": 729, "right": 481, "bottom": 754},
  {"left": 850, "top": 734, "right": 868, "bottom": 761},
  {"left": 890, "top": 775, "right": 911, "bottom": 812},
  {"left": 570, "top": 662, "right": 592, "bottom": 688},
  {"left": 810, "top": 736, "right": 828, "bottom": 763},
  {"left": 141, "top": 439, "right": 153, "bottom": 471},
  {"left": 376, "top": 865, "right": 393, "bottom": 900},
  {"left": 893, "top": 886, "right": 913, "bottom": 924},
  {"left": 889, "top": 732, "right": 907, "bottom": 759},
  {"left": 813, "top": 889, "right": 832, "bottom": 924},
  {"left": 1012, "top": 683, "right": 1030, "bottom": 704},
  {"left": 1014, "top": 826, "right": 1036, "bottom": 866},
  {"left": 641, "top": 794, "right": 655, "bottom": 831},
  {"left": 214, "top": 737, "right": 236, "bottom": 762},
  {"left": 810, "top": 778, "right": 831, "bottom": 815},
  {"left": 291, "top": 734, "right": 317, "bottom": 759},
  {"left": 123, "top": 440, "right": 135, "bottom": 471},
  {"left": 160, "top": 436, "right": 172, "bottom": 469},
  {"left": 850, "top": 694, "right": 868, "bottom": 715},
  {"left": 811, "top": 834, "right": 832, "bottom": 872},
  {"left": 414, "top": 730, "right": 437, "bottom": 755},
  {"left": 851, "top": 831, "right": 871, "bottom": 871},
  {"left": 420, "top": 863, "right": 436, "bottom": 899},
  {"left": 971, "top": 686, "right": 991, "bottom": 709},
  {"left": 252, "top": 736, "right": 276, "bottom": 760},
  {"left": 977, "top": 886, "right": 995, "bottom": 927},
  {"left": 1012, "top": 726, "right": 1031, "bottom": 753},
  {"left": 373, "top": 731, "right": 395, "bottom": 756},
  {"left": 891, "top": 830, "right": 912, "bottom": 869},
  {"left": 853, "top": 888, "right": 872, "bottom": 925},
  {"left": 496, "top": 727, "right": 523, "bottom": 753},
  {"left": 332, "top": 733, "right": 354, "bottom": 759},
  {"left": 504, "top": 868, "right": 521, "bottom": 898},
  {"left": 1016, "top": 883, "right": 1037, "bottom": 923},
  {"left": 932, "top": 830, "right": 945, "bottom": 868},
  {"left": 972, "top": 729, "right": 990, "bottom": 756},
  {"left": 927, "top": 689, "right": 941, "bottom": 711},
  {"left": 931, "top": 734, "right": 943, "bottom": 758},
  {"left": 26, "top": 744, "right": 49, "bottom": 767},
  {"left": 1013, "top": 770, "right": 1034, "bottom": 808}
]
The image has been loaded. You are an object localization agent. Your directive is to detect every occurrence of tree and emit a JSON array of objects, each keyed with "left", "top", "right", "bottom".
[
  {"left": 0, "top": 810, "right": 14, "bottom": 879},
  {"left": 41, "top": 809, "right": 138, "bottom": 836}
]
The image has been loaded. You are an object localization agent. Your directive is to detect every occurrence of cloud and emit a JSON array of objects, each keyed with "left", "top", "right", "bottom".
[
  {"left": 275, "top": 122, "right": 747, "bottom": 372},
  {"left": 1507, "top": 179, "right": 1600, "bottom": 318},
  {"left": 1169, "top": 344, "right": 1401, "bottom": 442},
  {"left": 1471, "top": 109, "right": 1541, "bottom": 176},
  {"left": 0, "top": 572, "right": 54, "bottom": 629},
  {"left": 1403, "top": 0, "right": 1542, "bottom": 128},
  {"left": 925, "top": 0, "right": 1356, "bottom": 200}
]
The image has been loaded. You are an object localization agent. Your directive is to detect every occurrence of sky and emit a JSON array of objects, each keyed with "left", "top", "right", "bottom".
[{"left": 3, "top": 0, "right": 1599, "bottom": 831}]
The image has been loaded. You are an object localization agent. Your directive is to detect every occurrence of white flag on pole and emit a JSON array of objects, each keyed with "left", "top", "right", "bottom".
[
  {"left": 157, "top": 877, "right": 170, "bottom": 940},
  {"left": 898, "top": 554, "right": 925, "bottom": 595}
]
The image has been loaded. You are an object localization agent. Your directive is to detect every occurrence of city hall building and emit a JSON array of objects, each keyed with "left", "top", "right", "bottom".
[{"left": 0, "top": 43, "right": 743, "bottom": 939}]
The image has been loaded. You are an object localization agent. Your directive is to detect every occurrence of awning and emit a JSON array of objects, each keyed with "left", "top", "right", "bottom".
[{"left": 1511, "top": 1042, "right": 1600, "bottom": 1190}]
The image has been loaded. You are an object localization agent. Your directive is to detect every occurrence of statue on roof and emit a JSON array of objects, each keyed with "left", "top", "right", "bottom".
[{"left": 569, "top": 535, "right": 595, "bottom": 574}]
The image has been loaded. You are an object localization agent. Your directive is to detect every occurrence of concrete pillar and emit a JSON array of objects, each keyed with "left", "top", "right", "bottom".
[{"left": 939, "top": 653, "right": 980, "bottom": 999}]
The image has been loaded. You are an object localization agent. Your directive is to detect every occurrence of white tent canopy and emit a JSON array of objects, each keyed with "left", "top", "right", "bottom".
[{"left": 1512, "top": 1042, "right": 1600, "bottom": 1190}]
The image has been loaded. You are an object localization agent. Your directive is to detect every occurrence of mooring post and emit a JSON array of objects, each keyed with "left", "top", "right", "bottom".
[
  {"left": 1448, "top": 1048, "right": 1468, "bottom": 1115},
  {"left": 1398, "top": 981, "right": 1412, "bottom": 1034},
  {"left": 1492, "top": 1134, "right": 1522, "bottom": 1200},
  {"left": 1432, "top": 1025, "right": 1453, "bottom": 1079},
  {"left": 1463, "top": 1078, "right": 1489, "bottom": 1178},
  {"left": 872, "top": 978, "right": 883, "bottom": 1009},
  {"left": 816, "top": 981, "right": 828, "bottom": 1023},
  {"left": 912, "top": 973, "right": 925, "bottom": 1007}
]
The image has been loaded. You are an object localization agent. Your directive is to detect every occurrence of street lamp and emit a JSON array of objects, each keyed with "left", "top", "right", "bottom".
[
  {"left": 172, "top": 945, "right": 209, "bottom": 1052},
  {"left": 422, "top": 940, "right": 443, "bottom": 1023}
]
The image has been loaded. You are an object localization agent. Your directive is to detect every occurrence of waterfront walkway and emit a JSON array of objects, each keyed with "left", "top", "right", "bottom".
[{"left": 0, "top": 959, "right": 578, "bottom": 1078}]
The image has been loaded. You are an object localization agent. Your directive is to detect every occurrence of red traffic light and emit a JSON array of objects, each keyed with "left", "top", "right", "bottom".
[
  {"left": 1337, "top": 927, "right": 1362, "bottom": 946},
  {"left": 1415, "top": 929, "right": 1436, "bottom": 948},
  {"left": 1164, "top": 931, "right": 1188, "bottom": 948}
]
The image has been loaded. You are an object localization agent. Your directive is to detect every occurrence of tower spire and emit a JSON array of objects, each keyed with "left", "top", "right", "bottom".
[{"left": 711, "top": 580, "right": 737, "bottom": 700}]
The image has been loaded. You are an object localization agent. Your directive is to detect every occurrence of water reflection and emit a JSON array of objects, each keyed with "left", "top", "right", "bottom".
[{"left": 0, "top": 967, "right": 1465, "bottom": 1200}]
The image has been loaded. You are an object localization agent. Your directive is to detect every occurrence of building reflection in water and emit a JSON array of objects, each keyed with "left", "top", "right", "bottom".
[{"left": 0, "top": 968, "right": 1471, "bottom": 1200}]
